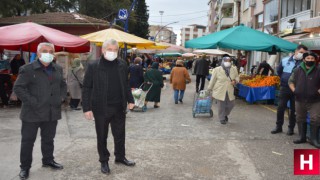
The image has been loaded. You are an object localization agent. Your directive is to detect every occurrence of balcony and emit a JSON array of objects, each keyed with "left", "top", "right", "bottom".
[
  {"left": 222, "top": 0, "right": 234, "bottom": 7},
  {"left": 221, "top": 17, "right": 234, "bottom": 27},
  {"left": 280, "top": 10, "right": 312, "bottom": 33}
]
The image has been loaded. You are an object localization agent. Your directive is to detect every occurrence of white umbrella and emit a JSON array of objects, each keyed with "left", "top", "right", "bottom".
[
  {"left": 193, "top": 49, "right": 235, "bottom": 56},
  {"left": 182, "top": 53, "right": 196, "bottom": 57}
]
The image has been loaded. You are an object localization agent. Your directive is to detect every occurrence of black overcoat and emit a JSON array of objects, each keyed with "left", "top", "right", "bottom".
[
  {"left": 82, "top": 57, "right": 134, "bottom": 113},
  {"left": 13, "top": 60, "right": 67, "bottom": 122}
]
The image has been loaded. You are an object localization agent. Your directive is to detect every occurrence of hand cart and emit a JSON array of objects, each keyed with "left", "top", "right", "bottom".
[
  {"left": 131, "top": 82, "right": 153, "bottom": 112},
  {"left": 192, "top": 90, "right": 213, "bottom": 118}
]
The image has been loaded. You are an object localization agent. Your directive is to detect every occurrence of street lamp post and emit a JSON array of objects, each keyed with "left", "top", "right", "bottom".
[
  {"left": 159, "top": 11, "right": 164, "bottom": 41},
  {"left": 154, "top": 21, "right": 179, "bottom": 42},
  {"left": 159, "top": 11, "right": 164, "bottom": 26}
]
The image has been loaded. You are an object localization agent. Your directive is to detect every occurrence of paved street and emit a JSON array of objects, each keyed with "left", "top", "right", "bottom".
[{"left": 0, "top": 74, "right": 318, "bottom": 180}]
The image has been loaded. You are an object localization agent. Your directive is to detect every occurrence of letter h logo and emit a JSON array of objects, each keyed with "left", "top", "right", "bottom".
[{"left": 294, "top": 149, "right": 320, "bottom": 175}]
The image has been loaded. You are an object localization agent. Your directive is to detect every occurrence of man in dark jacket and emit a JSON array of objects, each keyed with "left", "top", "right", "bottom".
[
  {"left": 129, "top": 57, "right": 144, "bottom": 88},
  {"left": 289, "top": 52, "right": 320, "bottom": 147},
  {"left": 82, "top": 39, "right": 135, "bottom": 175},
  {"left": 13, "top": 42, "right": 67, "bottom": 180},
  {"left": 194, "top": 55, "right": 210, "bottom": 92},
  {"left": 271, "top": 45, "right": 308, "bottom": 135},
  {"left": 10, "top": 54, "right": 25, "bottom": 75},
  {"left": 257, "top": 60, "right": 275, "bottom": 76}
]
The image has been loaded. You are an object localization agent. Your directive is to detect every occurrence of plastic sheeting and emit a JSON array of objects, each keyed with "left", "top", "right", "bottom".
[{"left": 238, "top": 83, "right": 276, "bottom": 103}]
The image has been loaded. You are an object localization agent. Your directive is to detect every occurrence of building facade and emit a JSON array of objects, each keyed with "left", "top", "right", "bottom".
[
  {"left": 148, "top": 25, "right": 177, "bottom": 44},
  {"left": 207, "top": 0, "right": 218, "bottom": 33},
  {"left": 181, "top": 24, "right": 207, "bottom": 47},
  {"left": 207, "top": 0, "right": 320, "bottom": 73}
]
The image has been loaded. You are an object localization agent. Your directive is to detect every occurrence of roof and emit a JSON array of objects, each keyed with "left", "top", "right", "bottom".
[
  {"left": 188, "top": 24, "right": 207, "bottom": 29},
  {"left": 149, "top": 25, "right": 174, "bottom": 33},
  {"left": 0, "top": 12, "right": 110, "bottom": 26}
]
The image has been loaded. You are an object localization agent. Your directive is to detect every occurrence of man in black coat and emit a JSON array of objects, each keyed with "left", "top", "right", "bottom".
[
  {"left": 10, "top": 54, "right": 25, "bottom": 75},
  {"left": 82, "top": 39, "right": 135, "bottom": 175},
  {"left": 194, "top": 55, "right": 210, "bottom": 92},
  {"left": 13, "top": 42, "right": 67, "bottom": 180}
]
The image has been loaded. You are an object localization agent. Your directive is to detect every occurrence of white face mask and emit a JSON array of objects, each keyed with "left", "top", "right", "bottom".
[
  {"left": 224, "top": 62, "right": 231, "bottom": 67},
  {"left": 40, "top": 53, "right": 54, "bottom": 63},
  {"left": 295, "top": 53, "right": 303, "bottom": 60},
  {"left": 104, "top": 51, "right": 117, "bottom": 61}
]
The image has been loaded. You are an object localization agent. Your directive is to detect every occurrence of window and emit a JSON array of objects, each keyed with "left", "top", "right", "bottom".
[
  {"left": 281, "top": 0, "right": 287, "bottom": 18},
  {"left": 287, "top": 0, "right": 294, "bottom": 16},
  {"left": 282, "top": 0, "right": 311, "bottom": 17},
  {"left": 255, "top": 14, "right": 263, "bottom": 29},
  {"left": 294, "top": 0, "right": 302, "bottom": 14},
  {"left": 302, "top": 0, "right": 310, "bottom": 11},
  {"left": 244, "top": 0, "right": 249, "bottom": 10},
  {"left": 264, "top": 0, "right": 279, "bottom": 25}
]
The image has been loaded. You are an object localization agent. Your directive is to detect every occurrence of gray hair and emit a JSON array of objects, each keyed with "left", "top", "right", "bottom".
[
  {"left": 37, "top": 42, "right": 55, "bottom": 52},
  {"left": 102, "top": 39, "right": 119, "bottom": 49}
]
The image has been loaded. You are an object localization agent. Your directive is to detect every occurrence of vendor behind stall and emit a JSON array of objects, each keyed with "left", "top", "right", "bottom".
[
  {"left": 0, "top": 55, "right": 12, "bottom": 108},
  {"left": 257, "top": 60, "right": 274, "bottom": 76},
  {"left": 10, "top": 54, "right": 25, "bottom": 75}
]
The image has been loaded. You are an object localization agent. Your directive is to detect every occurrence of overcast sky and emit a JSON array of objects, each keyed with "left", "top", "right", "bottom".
[{"left": 145, "top": 0, "right": 210, "bottom": 45}]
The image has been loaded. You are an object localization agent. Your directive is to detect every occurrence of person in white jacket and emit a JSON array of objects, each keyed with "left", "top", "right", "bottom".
[{"left": 207, "top": 55, "right": 239, "bottom": 124}]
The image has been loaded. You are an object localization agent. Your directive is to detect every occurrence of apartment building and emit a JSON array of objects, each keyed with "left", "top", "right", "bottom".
[
  {"left": 299, "top": 0, "right": 320, "bottom": 54},
  {"left": 148, "top": 25, "right": 177, "bottom": 44},
  {"left": 207, "top": 0, "right": 218, "bottom": 33},
  {"left": 181, "top": 24, "right": 207, "bottom": 47}
]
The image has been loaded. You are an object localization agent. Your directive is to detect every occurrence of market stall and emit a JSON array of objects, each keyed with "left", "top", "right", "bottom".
[
  {"left": 238, "top": 75, "right": 280, "bottom": 103},
  {"left": 0, "top": 22, "right": 90, "bottom": 53}
]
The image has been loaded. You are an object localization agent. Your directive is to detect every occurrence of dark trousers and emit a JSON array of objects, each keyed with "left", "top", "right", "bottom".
[
  {"left": 93, "top": 104, "right": 126, "bottom": 163},
  {"left": 296, "top": 101, "right": 320, "bottom": 124},
  {"left": 20, "top": 121, "right": 58, "bottom": 169},
  {"left": 196, "top": 75, "right": 206, "bottom": 91},
  {"left": 69, "top": 98, "right": 80, "bottom": 108},
  {"left": 0, "top": 74, "right": 11, "bottom": 105},
  {"left": 276, "top": 87, "right": 296, "bottom": 129}
]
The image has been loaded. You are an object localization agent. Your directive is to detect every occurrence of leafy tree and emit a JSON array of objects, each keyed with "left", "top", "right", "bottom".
[
  {"left": 129, "top": 0, "right": 149, "bottom": 38},
  {"left": 0, "top": 0, "right": 150, "bottom": 39},
  {"left": 0, "top": 0, "right": 78, "bottom": 17}
]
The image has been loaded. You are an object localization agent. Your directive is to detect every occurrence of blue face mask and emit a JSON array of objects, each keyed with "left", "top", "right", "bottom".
[{"left": 40, "top": 53, "right": 54, "bottom": 63}]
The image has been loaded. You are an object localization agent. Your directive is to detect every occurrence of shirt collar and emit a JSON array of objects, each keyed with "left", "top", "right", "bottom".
[{"left": 32, "top": 59, "right": 55, "bottom": 70}]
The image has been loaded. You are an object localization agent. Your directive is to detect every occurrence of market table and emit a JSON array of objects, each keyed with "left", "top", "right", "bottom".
[
  {"left": 237, "top": 83, "right": 276, "bottom": 104},
  {"left": 160, "top": 68, "right": 171, "bottom": 74}
]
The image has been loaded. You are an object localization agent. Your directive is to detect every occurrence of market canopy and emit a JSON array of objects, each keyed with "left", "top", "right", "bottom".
[
  {"left": 155, "top": 52, "right": 182, "bottom": 57},
  {"left": 157, "top": 42, "right": 191, "bottom": 53},
  {"left": 81, "top": 28, "right": 156, "bottom": 48},
  {"left": 185, "top": 24, "right": 298, "bottom": 52},
  {"left": 182, "top": 53, "right": 196, "bottom": 57},
  {"left": 134, "top": 42, "right": 191, "bottom": 54},
  {"left": 193, "top": 49, "right": 235, "bottom": 56},
  {"left": 135, "top": 42, "right": 169, "bottom": 50},
  {"left": 0, "top": 22, "right": 90, "bottom": 53}
]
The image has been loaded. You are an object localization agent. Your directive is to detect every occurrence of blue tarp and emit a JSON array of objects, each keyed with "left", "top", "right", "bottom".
[
  {"left": 160, "top": 68, "right": 171, "bottom": 74},
  {"left": 238, "top": 84, "right": 276, "bottom": 103}
]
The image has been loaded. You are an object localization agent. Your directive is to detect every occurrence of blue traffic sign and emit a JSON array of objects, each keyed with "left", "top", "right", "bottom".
[{"left": 118, "top": 9, "right": 128, "bottom": 20}]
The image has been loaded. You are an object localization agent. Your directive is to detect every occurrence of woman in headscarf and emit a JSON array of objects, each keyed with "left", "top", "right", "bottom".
[
  {"left": 67, "top": 58, "right": 84, "bottom": 110},
  {"left": 129, "top": 57, "right": 144, "bottom": 88},
  {"left": 170, "top": 60, "right": 191, "bottom": 104},
  {"left": 207, "top": 55, "right": 239, "bottom": 124},
  {"left": 144, "top": 62, "right": 164, "bottom": 109}
]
